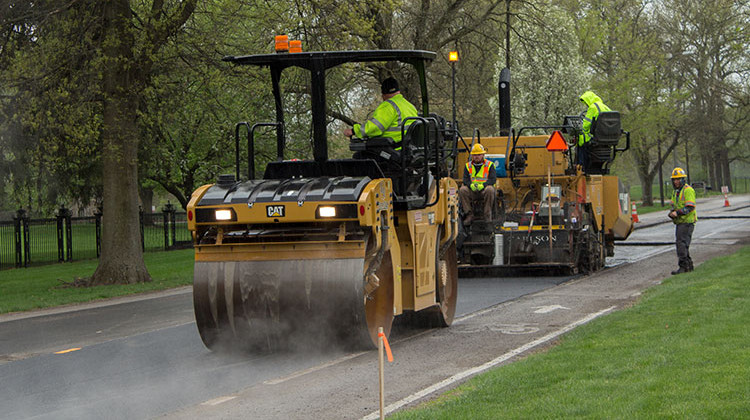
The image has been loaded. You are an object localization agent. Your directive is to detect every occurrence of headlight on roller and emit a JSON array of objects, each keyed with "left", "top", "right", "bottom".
[
  {"left": 318, "top": 206, "right": 336, "bottom": 218},
  {"left": 194, "top": 208, "right": 237, "bottom": 223},
  {"left": 215, "top": 209, "right": 233, "bottom": 221},
  {"left": 315, "top": 204, "right": 358, "bottom": 219}
]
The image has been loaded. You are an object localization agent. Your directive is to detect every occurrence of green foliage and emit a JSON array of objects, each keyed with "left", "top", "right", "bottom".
[
  {"left": 1, "top": 1, "right": 104, "bottom": 215},
  {"left": 507, "top": 3, "right": 589, "bottom": 130}
]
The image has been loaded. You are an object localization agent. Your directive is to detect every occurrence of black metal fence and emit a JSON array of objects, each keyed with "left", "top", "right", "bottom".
[{"left": 0, "top": 203, "right": 191, "bottom": 270}]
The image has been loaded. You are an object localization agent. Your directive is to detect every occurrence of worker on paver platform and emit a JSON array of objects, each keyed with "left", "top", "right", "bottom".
[{"left": 459, "top": 143, "right": 496, "bottom": 225}]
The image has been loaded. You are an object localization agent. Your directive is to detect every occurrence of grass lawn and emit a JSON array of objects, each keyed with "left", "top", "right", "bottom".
[
  {"left": 393, "top": 245, "right": 750, "bottom": 419},
  {"left": 0, "top": 248, "right": 194, "bottom": 314}
]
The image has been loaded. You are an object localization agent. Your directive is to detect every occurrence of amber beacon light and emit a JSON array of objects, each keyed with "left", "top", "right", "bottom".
[{"left": 275, "top": 35, "right": 289, "bottom": 52}]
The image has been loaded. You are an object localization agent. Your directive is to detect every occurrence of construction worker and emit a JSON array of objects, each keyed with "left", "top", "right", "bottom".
[
  {"left": 459, "top": 144, "right": 496, "bottom": 225},
  {"left": 343, "top": 77, "right": 418, "bottom": 148},
  {"left": 668, "top": 167, "right": 697, "bottom": 275},
  {"left": 577, "top": 91, "right": 611, "bottom": 170}
]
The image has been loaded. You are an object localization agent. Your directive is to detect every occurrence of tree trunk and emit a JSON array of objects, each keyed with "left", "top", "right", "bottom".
[
  {"left": 140, "top": 186, "right": 154, "bottom": 214},
  {"left": 712, "top": 150, "right": 724, "bottom": 191},
  {"left": 638, "top": 171, "right": 655, "bottom": 206},
  {"left": 721, "top": 147, "right": 732, "bottom": 192},
  {"left": 90, "top": 0, "right": 151, "bottom": 285}
]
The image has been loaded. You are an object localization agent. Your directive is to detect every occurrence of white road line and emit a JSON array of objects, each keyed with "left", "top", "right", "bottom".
[
  {"left": 360, "top": 306, "right": 617, "bottom": 420},
  {"left": 201, "top": 395, "right": 236, "bottom": 406}
]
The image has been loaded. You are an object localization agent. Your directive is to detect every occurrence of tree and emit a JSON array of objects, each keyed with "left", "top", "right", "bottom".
[
  {"left": 88, "top": 0, "right": 197, "bottom": 285},
  {"left": 658, "top": 0, "right": 750, "bottom": 192}
]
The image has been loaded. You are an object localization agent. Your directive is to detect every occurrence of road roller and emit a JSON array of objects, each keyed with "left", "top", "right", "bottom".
[{"left": 186, "top": 48, "right": 460, "bottom": 351}]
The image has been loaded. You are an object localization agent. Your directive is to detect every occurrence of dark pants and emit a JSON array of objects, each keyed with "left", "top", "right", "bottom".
[
  {"left": 577, "top": 142, "right": 590, "bottom": 170},
  {"left": 459, "top": 185, "right": 496, "bottom": 221},
  {"left": 675, "top": 223, "right": 694, "bottom": 270}
]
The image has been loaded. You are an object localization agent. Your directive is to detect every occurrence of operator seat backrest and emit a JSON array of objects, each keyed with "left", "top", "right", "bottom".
[
  {"left": 404, "top": 121, "right": 425, "bottom": 148},
  {"left": 592, "top": 111, "right": 621, "bottom": 146}
]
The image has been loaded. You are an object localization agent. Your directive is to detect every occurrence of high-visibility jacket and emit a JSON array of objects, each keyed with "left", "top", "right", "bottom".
[
  {"left": 670, "top": 184, "right": 698, "bottom": 224},
  {"left": 465, "top": 160, "right": 495, "bottom": 190},
  {"left": 579, "top": 91, "right": 611, "bottom": 146},
  {"left": 353, "top": 94, "right": 418, "bottom": 147}
]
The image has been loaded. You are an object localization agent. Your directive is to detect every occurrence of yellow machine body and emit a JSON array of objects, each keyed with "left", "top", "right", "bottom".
[
  {"left": 188, "top": 175, "right": 459, "bottom": 349},
  {"left": 456, "top": 134, "right": 632, "bottom": 271}
]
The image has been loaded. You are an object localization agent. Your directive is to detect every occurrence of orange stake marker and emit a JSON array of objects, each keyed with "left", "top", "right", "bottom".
[{"left": 378, "top": 331, "right": 393, "bottom": 362}]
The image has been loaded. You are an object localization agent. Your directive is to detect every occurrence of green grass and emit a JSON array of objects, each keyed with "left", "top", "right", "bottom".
[
  {"left": 393, "top": 245, "right": 750, "bottom": 419},
  {"left": 0, "top": 248, "right": 195, "bottom": 314}
]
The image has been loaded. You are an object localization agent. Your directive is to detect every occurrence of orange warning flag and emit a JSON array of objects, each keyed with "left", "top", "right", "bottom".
[
  {"left": 378, "top": 332, "right": 394, "bottom": 362},
  {"left": 545, "top": 130, "right": 568, "bottom": 152}
]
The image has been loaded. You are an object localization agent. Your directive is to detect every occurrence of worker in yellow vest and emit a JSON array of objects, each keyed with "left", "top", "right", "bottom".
[
  {"left": 343, "top": 77, "right": 418, "bottom": 147},
  {"left": 668, "top": 167, "right": 697, "bottom": 274},
  {"left": 459, "top": 144, "right": 496, "bottom": 225}
]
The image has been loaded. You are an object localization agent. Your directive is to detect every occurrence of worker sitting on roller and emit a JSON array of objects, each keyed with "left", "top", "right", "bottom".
[
  {"left": 578, "top": 90, "right": 611, "bottom": 170},
  {"left": 459, "top": 144, "right": 497, "bottom": 225},
  {"left": 343, "top": 77, "right": 418, "bottom": 148}
]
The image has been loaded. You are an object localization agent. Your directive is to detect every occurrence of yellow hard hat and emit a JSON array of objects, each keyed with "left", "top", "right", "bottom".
[
  {"left": 470, "top": 143, "right": 487, "bottom": 155},
  {"left": 671, "top": 167, "right": 687, "bottom": 179}
]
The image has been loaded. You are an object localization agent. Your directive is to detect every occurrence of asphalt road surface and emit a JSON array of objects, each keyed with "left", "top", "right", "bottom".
[{"left": 1, "top": 195, "right": 747, "bottom": 419}]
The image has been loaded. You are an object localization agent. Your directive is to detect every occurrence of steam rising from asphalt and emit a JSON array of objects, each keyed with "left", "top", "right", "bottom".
[{"left": 1, "top": 317, "right": 361, "bottom": 419}]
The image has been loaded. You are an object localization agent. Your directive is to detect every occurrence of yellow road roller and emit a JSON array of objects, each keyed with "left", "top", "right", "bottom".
[{"left": 186, "top": 49, "right": 459, "bottom": 350}]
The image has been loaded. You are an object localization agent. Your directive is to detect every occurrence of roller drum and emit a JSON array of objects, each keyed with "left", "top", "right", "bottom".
[{"left": 194, "top": 258, "right": 372, "bottom": 351}]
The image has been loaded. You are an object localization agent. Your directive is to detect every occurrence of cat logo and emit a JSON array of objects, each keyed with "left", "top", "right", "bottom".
[{"left": 266, "top": 205, "right": 285, "bottom": 218}]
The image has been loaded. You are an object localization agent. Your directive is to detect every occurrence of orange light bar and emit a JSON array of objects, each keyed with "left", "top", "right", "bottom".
[
  {"left": 289, "top": 40, "right": 302, "bottom": 53},
  {"left": 449, "top": 51, "right": 458, "bottom": 62},
  {"left": 275, "top": 35, "right": 289, "bottom": 52}
]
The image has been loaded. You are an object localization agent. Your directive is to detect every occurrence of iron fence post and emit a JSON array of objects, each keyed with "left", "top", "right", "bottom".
[
  {"left": 56, "top": 208, "right": 65, "bottom": 262},
  {"left": 95, "top": 207, "right": 102, "bottom": 258},
  {"left": 139, "top": 206, "right": 145, "bottom": 252},
  {"left": 163, "top": 202, "right": 175, "bottom": 250},
  {"left": 21, "top": 210, "right": 29, "bottom": 267},
  {"left": 14, "top": 209, "right": 23, "bottom": 268},
  {"left": 162, "top": 207, "right": 169, "bottom": 251},
  {"left": 64, "top": 208, "right": 72, "bottom": 261}
]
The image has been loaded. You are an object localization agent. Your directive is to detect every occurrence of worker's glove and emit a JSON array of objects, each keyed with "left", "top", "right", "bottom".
[
  {"left": 475, "top": 183, "right": 485, "bottom": 192},
  {"left": 470, "top": 183, "right": 478, "bottom": 192}
]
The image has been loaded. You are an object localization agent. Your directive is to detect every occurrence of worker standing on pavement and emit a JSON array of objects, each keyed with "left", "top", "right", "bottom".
[
  {"left": 578, "top": 91, "right": 611, "bottom": 170},
  {"left": 459, "top": 144, "right": 496, "bottom": 225},
  {"left": 343, "top": 77, "right": 418, "bottom": 147},
  {"left": 668, "top": 167, "right": 697, "bottom": 275}
]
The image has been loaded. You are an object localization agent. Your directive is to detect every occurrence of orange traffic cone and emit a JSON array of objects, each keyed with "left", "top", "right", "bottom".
[
  {"left": 724, "top": 193, "right": 730, "bottom": 207},
  {"left": 631, "top": 202, "right": 640, "bottom": 223}
]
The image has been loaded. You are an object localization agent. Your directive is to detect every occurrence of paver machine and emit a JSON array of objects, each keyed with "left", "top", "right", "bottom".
[
  {"left": 457, "top": 68, "right": 633, "bottom": 275},
  {"left": 186, "top": 46, "right": 460, "bottom": 350}
]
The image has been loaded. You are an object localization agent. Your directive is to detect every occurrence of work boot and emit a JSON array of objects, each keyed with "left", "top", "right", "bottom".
[
  {"left": 671, "top": 267, "right": 688, "bottom": 275},
  {"left": 687, "top": 260, "right": 694, "bottom": 272}
]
